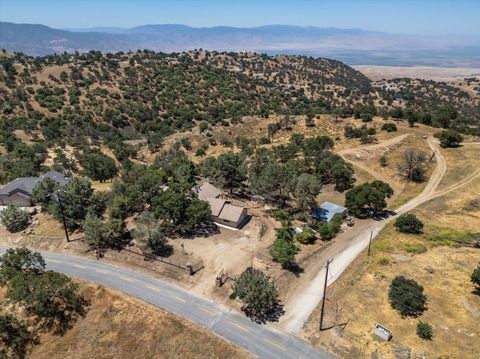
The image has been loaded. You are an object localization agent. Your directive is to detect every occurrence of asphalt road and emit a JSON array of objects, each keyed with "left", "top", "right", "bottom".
[{"left": 0, "top": 246, "right": 333, "bottom": 359}]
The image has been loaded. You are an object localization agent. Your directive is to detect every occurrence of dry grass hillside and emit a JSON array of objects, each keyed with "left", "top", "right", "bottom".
[
  {"left": 24, "top": 283, "right": 251, "bottom": 359},
  {"left": 302, "top": 143, "right": 480, "bottom": 359}
]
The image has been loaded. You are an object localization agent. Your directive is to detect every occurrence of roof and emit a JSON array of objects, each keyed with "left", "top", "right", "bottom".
[
  {"left": 196, "top": 182, "right": 222, "bottom": 201},
  {"left": 312, "top": 201, "right": 347, "bottom": 222},
  {"left": 218, "top": 203, "right": 246, "bottom": 223},
  {"left": 0, "top": 171, "right": 70, "bottom": 196},
  {"left": 207, "top": 197, "right": 227, "bottom": 217}
]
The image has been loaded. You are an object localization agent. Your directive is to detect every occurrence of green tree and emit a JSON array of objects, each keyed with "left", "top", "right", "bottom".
[
  {"left": 294, "top": 173, "right": 321, "bottom": 212},
  {"left": 133, "top": 211, "right": 171, "bottom": 256},
  {"left": 0, "top": 314, "right": 30, "bottom": 359},
  {"left": 394, "top": 214, "right": 424, "bottom": 234},
  {"left": 435, "top": 130, "right": 463, "bottom": 148},
  {"left": 211, "top": 152, "right": 246, "bottom": 193},
  {"left": 388, "top": 276, "right": 427, "bottom": 317},
  {"left": 270, "top": 224, "right": 298, "bottom": 268},
  {"left": 51, "top": 177, "right": 94, "bottom": 230},
  {"left": 295, "top": 227, "right": 316, "bottom": 244},
  {"left": 81, "top": 151, "right": 118, "bottom": 182},
  {"left": 32, "top": 177, "right": 59, "bottom": 211},
  {"left": 0, "top": 206, "right": 30, "bottom": 233},
  {"left": 416, "top": 321, "right": 433, "bottom": 340},
  {"left": 7, "top": 271, "right": 83, "bottom": 333},
  {"left": 345, "top": 181, "right": 394, "bottom": 217},
  {"left": 83, "top": 214, "right": 107, "bottom": 258},
  {"left": 233, "top": 267, "right": 278, "bottom": 319},
  {"left": 0, "top": 248, "right": 45, "bottom": 285}
]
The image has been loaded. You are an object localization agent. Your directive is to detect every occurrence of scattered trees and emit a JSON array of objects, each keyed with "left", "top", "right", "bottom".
[
  {"left": 394, "top": 214, "right": 424, "bottom": 234},
  {"left": 232, "top": 267, "right": 279, "bottom": 320},
  {"left": 0, "top": 205, "right": 30, "bottom": 233},
  {"left": 345, "top": 181, "right": 394, "bottom": 217},
  {"left": 388, "top": 276, "right": 427, "bottom": 317}
]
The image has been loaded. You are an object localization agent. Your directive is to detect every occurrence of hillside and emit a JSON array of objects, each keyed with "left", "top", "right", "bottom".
[
  {"left": 1, "top": 22, "right": 480, "bottom": 66},
  {"left": 0, "top": 50, "right": 479, "bottom": 183}
]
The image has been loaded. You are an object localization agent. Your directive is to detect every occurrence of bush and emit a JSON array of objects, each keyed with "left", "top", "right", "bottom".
[
  {"left": 471, "top": 264, "right": 480, "bottom": 292},
  {"left": 388, "top": 276, "right": 427, "bottom": 317},
  {"left": 0, "top": 205, "right": 30, "bottom": 233},
  {"left": 416, "top": 321, "right": 433, "bottom": 340},
  {"left": 394, "top": 214, "right": 424, "bottom": 234},
  {"left": 317, "top": 215, "right": 342, "bottom": 240},
  {"left": 382, "top": 123, "right": 397, "bottom": 132},
  {"left": 295, "top": 227, "right": 317, "bottom": 244}
]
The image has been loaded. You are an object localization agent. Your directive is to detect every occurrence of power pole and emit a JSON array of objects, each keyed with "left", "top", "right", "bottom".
[
  {"left": 368, "top": 231, "right": 373, "bottom": 256},
  {"left": 320, "top": 258, "right": 333, "bottom": 331},
  {"left": 56, "top": 190, "right": 70, "bottom": 242}
]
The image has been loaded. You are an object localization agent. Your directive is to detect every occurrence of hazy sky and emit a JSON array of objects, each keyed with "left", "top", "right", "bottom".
[{"left": 1, "top": 0, "right": 479, "bottom": 35}]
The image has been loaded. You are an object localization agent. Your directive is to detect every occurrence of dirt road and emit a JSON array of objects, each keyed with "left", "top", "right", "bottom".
[{"left": 279, "top": 137, "right": 457, "bottom": 333}]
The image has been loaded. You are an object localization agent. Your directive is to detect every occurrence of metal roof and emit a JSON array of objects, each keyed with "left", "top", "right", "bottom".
[
  {"left": 312, "top": 201, "right": 347, "bottom": 222},
  {"left": 196, "top": 182, "right": 222, "bottom": 201}
]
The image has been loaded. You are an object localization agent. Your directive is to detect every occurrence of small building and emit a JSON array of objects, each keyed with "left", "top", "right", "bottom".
[
  {"left": 373, "top": 324, "right": 392, "bottom": 341},
  {"left": 0, "top": 171, "right": 70, "bottom": 207},
  {"left": 194, "top": 182, "right": 248, "bottom": 229},
  {"left": 312, "top": 201, "right": 348, "bottom": 223}
]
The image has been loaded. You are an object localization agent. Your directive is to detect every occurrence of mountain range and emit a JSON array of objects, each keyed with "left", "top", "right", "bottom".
[{"left": 1, "top": 22, "right": 479, "bottom": 66}]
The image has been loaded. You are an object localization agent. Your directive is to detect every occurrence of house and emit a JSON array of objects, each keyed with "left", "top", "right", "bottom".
[
  {"left": 312, "top": 201, "right": 348, "bottom": 223},
  {"left": 194, "top": 182, "right": 248, "bottom": 229},
  {"left": 0, "top": 171, "right": 70, "bottom": 207}
]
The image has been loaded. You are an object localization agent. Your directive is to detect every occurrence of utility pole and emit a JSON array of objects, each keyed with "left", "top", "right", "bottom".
[
  {"left": 56, "top": 190, "right": 70, "bottom": 243},
  {"left": 320, "top": 258, "right": 333, "bottom": 331},
  {"left": 368, "top": 231, "right": 373, "bottom": 256}
]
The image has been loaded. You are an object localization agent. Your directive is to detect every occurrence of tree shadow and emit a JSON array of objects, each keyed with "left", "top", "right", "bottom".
[
  {"left": 284, "top": 262, "right": 304, "bottom": 277},
  {"left": 472, "top": 287, "right": 480, "bottom": 296},
  {"left": 40, "top": 295, "right": 90, "bottom": 336},
  {"left": 243, "top": 302, "right": 285, "bottom": 325}
]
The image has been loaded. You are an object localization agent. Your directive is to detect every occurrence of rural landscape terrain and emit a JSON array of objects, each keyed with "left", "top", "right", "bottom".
[{"left": 0, "top": 4, "right": 480, "bottom": 358}]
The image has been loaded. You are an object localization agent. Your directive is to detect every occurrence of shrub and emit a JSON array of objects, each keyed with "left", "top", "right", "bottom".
[
  {"left": 416, "top": 321, "right": 433, "bottom": 340},
  {"left": 0, "top": 205, "right": 30, "bottom": 233},
  {"left": 394, "top": 214, "right": 424, "bottom": 234},
  {"left": 388, "top": 276, "right": 427, "bottom": 317},
  {"left": 295, "top": 227, "right": 317, "bottom": 244},
  {"left": 382, "top": 123, "right": 397, "bottom": 132},
  {"left": 471, "top": 264, "right": 480, "bottom": 292}
]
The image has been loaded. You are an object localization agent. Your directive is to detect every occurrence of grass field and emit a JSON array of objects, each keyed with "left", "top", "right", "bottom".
[{"left": 26, "top": 284, "right": 251, "bottom": 359}]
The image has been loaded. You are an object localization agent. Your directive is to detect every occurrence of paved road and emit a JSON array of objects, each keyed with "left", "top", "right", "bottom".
[{"left": 0, "top": 247, "right": 333, "bottom": 359}]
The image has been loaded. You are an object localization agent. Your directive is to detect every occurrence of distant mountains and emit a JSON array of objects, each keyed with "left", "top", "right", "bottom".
[{"left": 1, "top": 22, "right": 479, "bottom": 66}]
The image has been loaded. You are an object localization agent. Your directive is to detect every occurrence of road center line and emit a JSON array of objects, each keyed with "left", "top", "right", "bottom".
[
  {"left": 198, "top": 306, "right": 216, "bottom": 316},
  {"left": 95, "top": 268, "right": 109, "bottom": 274},
  {"left": 145, "top": 284, "right": 161, "bottom": 292},
  {"left": 119, "top": 276, "right": 133, "bottom": 282},
  {"left": 74, "top": 264, "right": 87, "bottom": 269},
  {"left": 228, "top": 321, "right": 249, "bottom": 332},
  {"left": 175, "top": 296, "right": 187, "bottom": 303},
  {"left": 264, "top": 338, "right": 287, "bottom": 351}
]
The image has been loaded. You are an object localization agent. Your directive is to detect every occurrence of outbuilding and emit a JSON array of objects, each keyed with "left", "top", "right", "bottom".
[{"left": 312, "top": 201, "right": 348, "bottom": 222}]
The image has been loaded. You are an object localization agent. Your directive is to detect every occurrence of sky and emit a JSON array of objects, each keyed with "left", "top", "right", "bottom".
[{"left": 1, "top": 0, "right": 479, "bottom": 35}]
